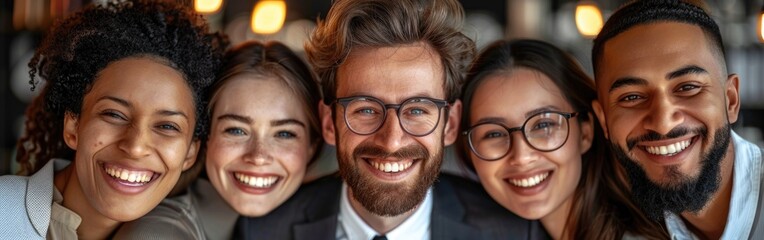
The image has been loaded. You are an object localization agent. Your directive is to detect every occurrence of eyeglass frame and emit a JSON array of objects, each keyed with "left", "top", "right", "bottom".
[
  {"left": 462, "top": 111, "right": 579, "bottom": 161},
  {"left": 335, "top": 95, "right": 450, "bottom": 137}
]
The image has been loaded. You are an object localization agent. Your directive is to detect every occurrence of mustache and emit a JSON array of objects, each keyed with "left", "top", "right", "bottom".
[
  {"left": 353, "top": 143, "right": 429, "bottom": 160},
  {"left": 626, "top": 127, "right": 708, "bottom": 151}
]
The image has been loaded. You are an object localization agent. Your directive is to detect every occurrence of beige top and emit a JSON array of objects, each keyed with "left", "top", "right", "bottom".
[
  {"left": 48, "top": 185, "right": 81, "bottom": 239},
  {"left": 113, "top": 179, "right": 238, "bottom": 240}
]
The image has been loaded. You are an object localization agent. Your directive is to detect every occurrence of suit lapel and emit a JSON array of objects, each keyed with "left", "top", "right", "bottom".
[
  {"left": 293, "top": 175, "right": 343, "bottom": 240},
  {"left": 430, "top": 176, "right": 483, "bottom": 239},
  {"left": 294, "top": 216, "right": 339, "bottom": 240}
]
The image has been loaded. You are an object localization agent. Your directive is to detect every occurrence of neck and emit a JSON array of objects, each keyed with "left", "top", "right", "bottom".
[
  {"left": 540, "top": 194, "right": 574, "bottom": 240},
  {"left": 347, "top": 187, "right": 418, "bottom": 234},
  {"left": 680, "top": 142, "right": 735, "bottom": 239},
  {"left": 54, "top": 165, "right": 121, "bottom": 239}
]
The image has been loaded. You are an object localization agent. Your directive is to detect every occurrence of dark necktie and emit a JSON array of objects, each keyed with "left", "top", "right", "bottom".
[{"left": 372, "top": 235, "right": 388, "bottom": 240}]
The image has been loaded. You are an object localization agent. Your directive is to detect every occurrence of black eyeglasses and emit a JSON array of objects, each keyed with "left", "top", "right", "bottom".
[
  {"left": 335, "top": 96, "right": 449, "bottom": 137},
  {"left": 462, "top": 111, "right": 578, "bottom": 161}
]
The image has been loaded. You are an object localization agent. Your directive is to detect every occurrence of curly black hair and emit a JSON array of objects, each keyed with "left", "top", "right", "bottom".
[
  {"left": 592, "top": 0, "right": 725, "bottom": 75},
  {"left": 16, "top": 0, "right": 227, "bottom": 175}
]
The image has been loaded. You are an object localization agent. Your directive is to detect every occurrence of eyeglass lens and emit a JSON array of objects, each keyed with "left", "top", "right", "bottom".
[
  {"left": 467, "top": 112, "right": 570, "bottom": 160},
  {"left": 343, "top": 97, "right": 442, "bottom": 136}
]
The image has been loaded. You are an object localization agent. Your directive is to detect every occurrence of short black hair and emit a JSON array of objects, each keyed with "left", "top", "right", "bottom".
[{"left": 592, "top": 0, "right": 725, "bottom": 75}]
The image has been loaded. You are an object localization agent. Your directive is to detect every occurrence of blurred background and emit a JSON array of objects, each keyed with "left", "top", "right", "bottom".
[{"left": 1, "top": 0, "right": 763, "bottom": 176}]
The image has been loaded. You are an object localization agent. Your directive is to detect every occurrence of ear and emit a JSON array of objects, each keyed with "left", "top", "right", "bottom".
[
  {"left": 182, "top": 140, "right": 200, "bottom": 171},
  {"left": 724, "top": 74, "right": 740, "bottom": 124},
  {"left": 591, "top": 100, "right": 609, "bottom": 140},
  {"left": 319, "top": 101, "right": 336, "bottom": 146},
  {"left": 63, "top": 112, "right": 79, "bottom": 151},
  {"left": 578, "top": 112, "right": 595, "bottom": 154},
  {"left": 443, "top": 100, "right": 462, "bottom": 146}
]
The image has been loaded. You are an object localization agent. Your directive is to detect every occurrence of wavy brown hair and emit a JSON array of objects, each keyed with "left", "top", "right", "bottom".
[
  {"left": 305, "top": 0, "right": 475, "bottom": 104},
  {"left": 458, "top": 39, "right": 668, "bottom": 239}
]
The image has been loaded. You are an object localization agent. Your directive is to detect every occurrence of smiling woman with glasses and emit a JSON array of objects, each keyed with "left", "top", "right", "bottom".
[{"left": 457, "top": 39, "right": 667, "bottom": 239}]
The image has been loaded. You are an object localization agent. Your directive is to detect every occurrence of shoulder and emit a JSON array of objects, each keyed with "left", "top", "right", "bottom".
[
  {"left": 433, "top": 173, "right": 548, "bottom": 239},
  {"left": 0, "top": 162, "right": 57, "bottom": 238},
  {"left": 433, "top": 173, "right": 506, "bottom": 214},
  {"left": 113, "top": 191, "right": 201, "bottom": 240},
  {"left": 236, "top": 174, "right": 343, "bottom": 239}
]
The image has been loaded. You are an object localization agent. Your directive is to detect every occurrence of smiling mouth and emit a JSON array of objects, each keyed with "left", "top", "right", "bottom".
[
  {"left": 643, "top": 138, "right": 693, "bottom": 157},
  {"left": 104, "top": 165, "right": 156, "bottom": 185},
  {"left": 234, "top": 172, "right": 279, "bottom": 188},
  {"left": 367, "top": 159, "right": 414, "bottom": 173},
  {"left": 507, "top": 171, "right": 550, "bottom": 188}
]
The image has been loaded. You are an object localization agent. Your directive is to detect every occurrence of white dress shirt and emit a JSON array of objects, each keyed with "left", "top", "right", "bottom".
[{"left": 336, "top": 182, "right": 432, "bottom": 240}]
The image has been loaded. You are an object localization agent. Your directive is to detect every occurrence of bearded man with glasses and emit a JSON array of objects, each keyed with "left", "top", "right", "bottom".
[{"left": 235, "top": 0, "right": 544, "bottom": 239}]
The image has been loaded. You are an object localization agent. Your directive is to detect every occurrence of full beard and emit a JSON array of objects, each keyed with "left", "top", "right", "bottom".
[
  {"left": 338, "top": 141, "right": 442, "bottom": 217},
  {"left": 610, "top": 124, "right": 731, "bottom": 221}
]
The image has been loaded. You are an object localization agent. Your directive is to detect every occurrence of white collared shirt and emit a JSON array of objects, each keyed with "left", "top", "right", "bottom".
[
  {"left": 664, "top": 131, "right": 763, "bottom": 239},
  {"left": 336, "top": 182, "right": 432, "bottom": 240}
]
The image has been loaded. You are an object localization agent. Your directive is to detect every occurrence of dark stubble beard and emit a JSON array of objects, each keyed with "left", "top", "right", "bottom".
[
  {"left": 610, "top": 124, "right": 731, "bottom": 221},
  {"left": 338, "top": 141, "right": 442, "bottom": 217}
]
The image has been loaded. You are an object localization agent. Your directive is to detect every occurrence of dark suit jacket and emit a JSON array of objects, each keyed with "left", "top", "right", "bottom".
[{"left": 235, "top": 173, "right": 549, "bottom": 240}]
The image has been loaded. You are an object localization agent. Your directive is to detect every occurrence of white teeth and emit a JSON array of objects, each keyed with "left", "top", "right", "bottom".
[
  {"left": 234, "top": 173, "right": 278, "bottom": 188},
  {"left": 370, "top": 161, "right": 413, "bottom": 173},
  {"left": 508, "top": 172, "right": 550, "bottom": 188},
  {"left": 105, "top": 165, "right": 154, "bottom": 184},
  {"left": 645, "top": 140, "right": 692, "bottom": 156}
]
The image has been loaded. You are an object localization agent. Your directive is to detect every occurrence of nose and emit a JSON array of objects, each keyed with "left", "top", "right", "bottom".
[
  {"left": 118, "top": 125, "right": 152, "bottom": 159},
  {"left": 370, "top": 108, "right": 409, "bottom": 153},
  {"left": 505, "top": 132, "right": 537, "bottom": 166},
  {"left": 643, "top": 94, "right": 684, "bottom": 136},
  {"left": 243, "top": 139, "right": 273, "bottom": 166}
]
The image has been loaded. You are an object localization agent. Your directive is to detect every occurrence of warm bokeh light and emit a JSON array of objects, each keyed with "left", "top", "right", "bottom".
[
  {"left": 575, "top": 2, "right": 604, "bottom": 38},
  {"left": 759, "top": 10, "right": 764, "bottom": 43},
  {"left": 195, "top": 0, "right": 223, "bottom": 14},
  {"left": 251, "top": 0, "right": 286, "bottom": 34}
]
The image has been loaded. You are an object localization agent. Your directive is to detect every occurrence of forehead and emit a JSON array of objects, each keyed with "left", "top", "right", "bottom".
[
  {"left": 213, "top": 75, "right": 305, "bottom": 117},
  {"left": 470, "top": 68, "right": 570, "bottom": 122},
  {"left": 596, "top": 22, "right": 722, "bottom": 90},
  {"left": 336, "top": 42, "right": 445, "bottom": 102},
  {"left": 90, "top": 57, "right": 193, "bottom": 109}
]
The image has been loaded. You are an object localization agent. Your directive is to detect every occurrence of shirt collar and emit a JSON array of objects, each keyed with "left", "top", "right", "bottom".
[
  {"left": 338, "top": 182, "right": 433, "bottom": 240},
  {"left": 664, "top": 131, "right": 763, "bottom": 239}
]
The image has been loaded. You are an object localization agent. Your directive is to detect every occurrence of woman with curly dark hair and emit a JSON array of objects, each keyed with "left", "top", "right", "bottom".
[
  {"left": 115, "top": 40, "right": 323, "bottom": 239},
  {"left": 0, "top": 1, "right": 225, "bottom": 239}
]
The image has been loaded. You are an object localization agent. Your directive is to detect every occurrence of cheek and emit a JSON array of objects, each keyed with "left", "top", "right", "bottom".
[
  {"left": 607, "top": 113, "right": 639, "bottom": 144},
  {"left": 159, "top": 139, "right": 192, "bottom": 169},
  {"left": 206, "top": 140, "right": 240, "bottom": 172},
  {"left": 471, "top": 159, "right": 502, "bottom": 187},
  {"left": 546, "top": 148, "right": 582, "bottom": 193}
]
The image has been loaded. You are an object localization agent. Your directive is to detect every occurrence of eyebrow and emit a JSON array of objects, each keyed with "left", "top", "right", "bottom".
[
  {"left": 98, "top": 96, "right": 189, "bottom": 119},
  {"left": 666, "top": 65, "right": 708, "bottom": 79},
  {"left": 608, "top": 65, "right": 709, "bottom": 93},
  {"left": 217, "top": 114, "right": 306, "bottom": 128},
  {"left": 473, "top": 106, "right": 563, "bottom": 126},
  {"left": 217, "top": 114, "right": 252, "bottom": 124},
  {"left": 98, "top": 96, "right": 130, "bottom": 107},
  {"left": 271, "top": 119, "right": 306, "bottom": 128},
  {"left": 525, "top": 106, "right": 562, "bottom": 119},
  {"left": 608, "top": 77, "right": 648, "bottom": 93}
]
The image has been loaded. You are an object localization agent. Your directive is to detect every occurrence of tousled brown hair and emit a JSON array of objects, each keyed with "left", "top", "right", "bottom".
[{"left": 305, "top": 0, "right": 475, "bottom": 104}]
